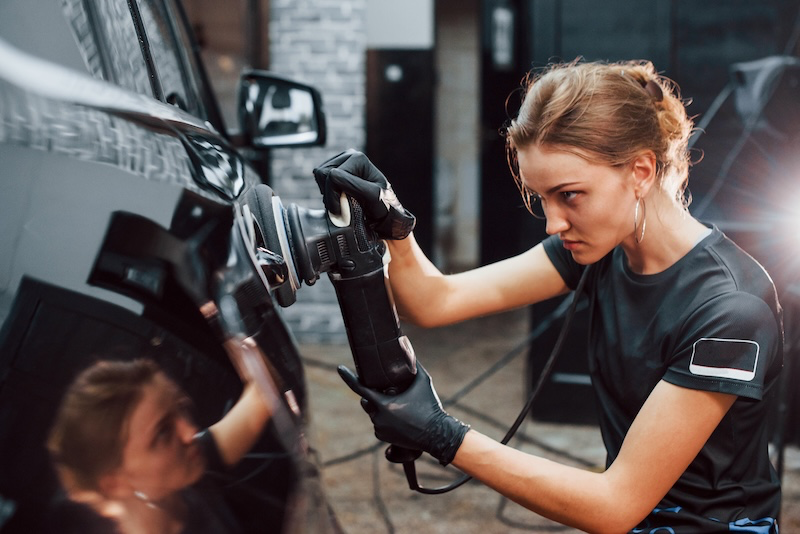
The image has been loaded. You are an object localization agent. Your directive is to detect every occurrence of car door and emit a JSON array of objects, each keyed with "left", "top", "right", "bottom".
[{"left": 0, "top": 2, "right": 333, "bottom": 532}]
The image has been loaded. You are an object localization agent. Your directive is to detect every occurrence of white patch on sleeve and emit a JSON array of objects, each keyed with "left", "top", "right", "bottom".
[{"left": 688, "top": 337, "right": 759, "bottom": 382}]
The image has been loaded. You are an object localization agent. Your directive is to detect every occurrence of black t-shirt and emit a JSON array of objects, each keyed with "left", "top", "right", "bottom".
[
  {"left": 182, "top": 429, "right": 243, "bottom": 534},
  {"left": 43, "top": 430, "right": 241, "bottom": 534},
  {"left": 543, "top": 225, "right": 783, "bottom": 533}
]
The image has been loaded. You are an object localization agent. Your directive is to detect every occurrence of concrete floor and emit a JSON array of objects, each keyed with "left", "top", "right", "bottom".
[{"left": 299, "top": 307, "right": 800, "bottom": 533}]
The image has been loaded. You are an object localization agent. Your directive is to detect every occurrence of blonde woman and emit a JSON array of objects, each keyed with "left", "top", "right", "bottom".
[{"left": 315, "top": 60, "right": 783, "bottom": 533}]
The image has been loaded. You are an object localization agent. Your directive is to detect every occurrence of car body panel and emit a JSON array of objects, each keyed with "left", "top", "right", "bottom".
[{"left": 0, "top": 1, "right": 334, "bottom": 532}]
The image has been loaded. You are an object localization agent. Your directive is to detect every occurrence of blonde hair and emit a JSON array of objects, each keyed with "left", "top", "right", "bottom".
[{"left": 505, "top": 59, "right": 694, "bottom": 210}]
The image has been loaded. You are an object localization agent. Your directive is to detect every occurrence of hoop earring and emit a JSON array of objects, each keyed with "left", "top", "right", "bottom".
[
  {"left": 634, "top": 197, "right": 647, "bottom": 244},
  {"left": 134, "top": 490, "right": 158, "bottom": 509}
]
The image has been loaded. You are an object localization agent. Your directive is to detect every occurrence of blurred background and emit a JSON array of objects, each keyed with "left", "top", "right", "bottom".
[
  {"left": 183, "top": 0, "right": 800, "bottom": 343},
  {"left": 184, "top": 0, "right": 800, "bottom": 531}
]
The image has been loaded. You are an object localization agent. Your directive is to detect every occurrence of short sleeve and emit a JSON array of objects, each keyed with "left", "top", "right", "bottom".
[
  {"left": 663, "top": 291, "right": 782, "bottom": 400},
  {"left": 194, "top": 428, "right": 227, "bottom": 472}
]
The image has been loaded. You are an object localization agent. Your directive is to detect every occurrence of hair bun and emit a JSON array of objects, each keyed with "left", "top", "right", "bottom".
[{"left": 642, "top": 79, "right": 664, "bottom": 102}]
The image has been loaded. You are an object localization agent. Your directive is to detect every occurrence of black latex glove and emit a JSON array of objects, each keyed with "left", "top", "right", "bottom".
[
  {"left": 313, "top": 150, "right": 416, "bottom": 240},
  {"left": 338, "top": 363, "right": 470, "bottom": 466}
]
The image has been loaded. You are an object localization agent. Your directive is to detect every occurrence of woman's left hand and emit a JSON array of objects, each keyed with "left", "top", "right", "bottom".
[{"left": 338, "top": 363, "right": 470, "bottom": 465}]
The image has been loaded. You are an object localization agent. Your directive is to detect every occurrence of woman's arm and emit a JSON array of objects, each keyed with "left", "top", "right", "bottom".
[
  {"left": 386, "top": 236, "right": 570, "bottom": 327},
  {"left": 312, "top": 151, "right": 569, "bottom": 327},
  {"left": 207, "top": 381, "right": 272, "bottom": 467},
  {"left": 207, "top": 340, "right": 276, "bottom": 467},
  {"left": 452, "top": 380, "right": 736, "bottom": 533}
]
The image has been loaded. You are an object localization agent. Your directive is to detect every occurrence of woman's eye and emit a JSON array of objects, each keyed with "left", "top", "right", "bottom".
[
  {"left": 561, "top": 191, "right": 578, "bottom": 201},
  {"left": 152, "top": 416, "right": 179, "bottom": 447},
  {"left": 156, "top": 425, "right": 174, "bottom": 444}
]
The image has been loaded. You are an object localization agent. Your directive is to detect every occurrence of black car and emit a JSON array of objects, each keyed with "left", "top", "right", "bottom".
[{"left": 0, "top": 1, "right": 339, "bottom": 532}]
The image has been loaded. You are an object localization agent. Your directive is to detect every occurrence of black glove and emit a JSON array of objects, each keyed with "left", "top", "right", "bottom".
[
  {"left": 338, "top": 363, "right": 470, "bottom": 466},
  {"left": 313, "top": 150, "right": 416, "bottom": 240}
]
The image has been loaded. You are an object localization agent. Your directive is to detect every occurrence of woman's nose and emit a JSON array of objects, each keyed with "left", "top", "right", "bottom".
[{"left": 544, "top": 206, "right": 569, "bottom": 235}]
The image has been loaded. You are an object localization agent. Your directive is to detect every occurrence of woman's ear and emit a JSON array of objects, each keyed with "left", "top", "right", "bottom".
[{"left": 631, "top": 151, "right": 657, "bottom": 197}]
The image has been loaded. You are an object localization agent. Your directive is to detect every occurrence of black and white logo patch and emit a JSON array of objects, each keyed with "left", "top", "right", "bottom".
[{"left": 689, "top": 337, "right": 759, "bottom": 381}]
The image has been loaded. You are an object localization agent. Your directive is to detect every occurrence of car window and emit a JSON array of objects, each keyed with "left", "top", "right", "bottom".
[
  {"left": 0, "top": 0, "right": 153, "bottom": 98},
  {"left": 1, "top": 0, "right": 219, "bottom": 128},
  {"left": 137, "top": 0, "right": 209, "bottom": 120},
  {"left": 88, "top": 0, "right": 155, "bottom": 96},
  {"left": 0, "top": 0, "right": 92, "bottom": 76}
]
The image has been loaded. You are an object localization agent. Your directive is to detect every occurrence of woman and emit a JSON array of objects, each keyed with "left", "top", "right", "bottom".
[
  {"left": 314, "top": 59, "right": 784, "bottom": 533},
  {"left": 46, "top": 358, "right": 272, "bottom": 533}
]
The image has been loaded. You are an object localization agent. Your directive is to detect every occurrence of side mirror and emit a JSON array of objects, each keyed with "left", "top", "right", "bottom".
[{"left": 238, "top": 70, "right": 326, "bottom": 148}]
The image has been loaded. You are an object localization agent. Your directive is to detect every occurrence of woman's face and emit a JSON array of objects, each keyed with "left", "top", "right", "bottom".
[
  {"left": 517, "top": 144, "right": 636, "bottom": 264},
  {"left": 116, "top": 373, "right": 206, "bottom": 500}
]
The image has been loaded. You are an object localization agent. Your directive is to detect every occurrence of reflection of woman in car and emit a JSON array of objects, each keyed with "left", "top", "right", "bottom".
[{"left": 46, "top": 358, "right": 272, "bottom": 533}]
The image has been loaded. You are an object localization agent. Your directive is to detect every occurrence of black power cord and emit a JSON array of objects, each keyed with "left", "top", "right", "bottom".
[
  {"left": 307, "top": 265, "right": 592, "bottom": 529},
  {"left": 404, "top": 265, "right": 591, "bottom": 495}
]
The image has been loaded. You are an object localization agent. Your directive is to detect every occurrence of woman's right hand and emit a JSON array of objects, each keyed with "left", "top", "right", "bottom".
[{"left": 313, "top": 150, "right": 416, "bottom": 240}]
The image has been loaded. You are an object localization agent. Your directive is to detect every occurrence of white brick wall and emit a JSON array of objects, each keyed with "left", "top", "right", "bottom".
[{"left": 269, "top": 0, "right": 367, "bottom": 207}]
